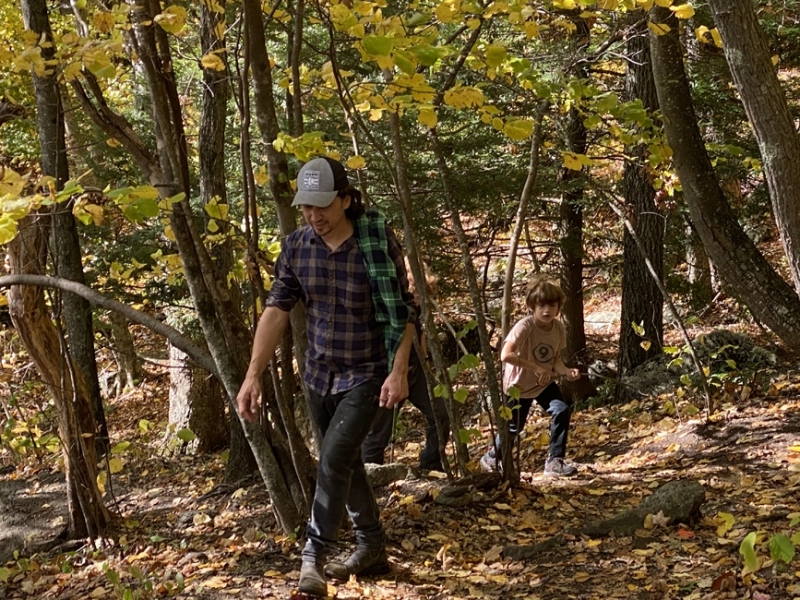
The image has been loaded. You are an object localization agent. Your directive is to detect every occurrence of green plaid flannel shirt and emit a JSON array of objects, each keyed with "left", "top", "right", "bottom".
[{"left": 355, "top": 209, "right": 411, "bottom": 371}]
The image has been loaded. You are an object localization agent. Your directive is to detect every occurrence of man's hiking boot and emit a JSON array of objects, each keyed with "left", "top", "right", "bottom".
[
  {"left": 298, "top": 561, "right": 328, "bottom": 596},
  {"left": 543, "top": 457, "right": 576, "bottom": 477},
  {"left": 479, "top": 447, "right": 500, "bottom": 473},
  {"left": 324, "top": 546, "right": 390, "bottom": 581}
]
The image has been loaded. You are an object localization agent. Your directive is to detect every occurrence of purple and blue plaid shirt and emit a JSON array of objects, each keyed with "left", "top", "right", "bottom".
[{"left": 265, "top": 223, "right": 415, "bottom": 396}]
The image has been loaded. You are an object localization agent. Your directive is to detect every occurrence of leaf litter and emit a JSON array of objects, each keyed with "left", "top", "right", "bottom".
[{"left": 1, "top": 344, "right": 800, "bottom": 599}]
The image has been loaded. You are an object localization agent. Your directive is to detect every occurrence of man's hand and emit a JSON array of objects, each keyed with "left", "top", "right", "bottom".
[
  {"left": 237, "top": 376, "right": 262, "bottom": 422},
  {"left": 380, "top": 370, "right": 409, "bottom": 409},
  {"left": 564, "top": 368, "right": 580, "bottom": 381}
]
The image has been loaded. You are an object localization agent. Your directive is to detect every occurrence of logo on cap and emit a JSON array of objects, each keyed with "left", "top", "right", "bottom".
[{"left": 303, "top": 171, "right": 321, "bottom": 190}]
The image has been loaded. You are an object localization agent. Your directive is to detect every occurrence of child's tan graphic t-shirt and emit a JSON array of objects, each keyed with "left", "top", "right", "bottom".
[{"left": 501, "top": 315, "right": 566, "bottom": 398}]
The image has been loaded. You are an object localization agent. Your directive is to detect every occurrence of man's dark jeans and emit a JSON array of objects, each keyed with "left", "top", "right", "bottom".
[
  {"left": 302, "top": 379, "right": 383, "bottom": 564},
  {"left": 361, "top": 349, "right": 450, "bottom": 470},
  {"left": 494, "top": 382, "right": 571, "bottom": 459}
]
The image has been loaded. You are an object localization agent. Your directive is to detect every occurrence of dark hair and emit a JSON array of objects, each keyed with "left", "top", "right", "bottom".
[
  {"left": 341, "top": 185, "right": 366, "bottom": 220},
  {"left": 525, "top": 276, "right": 566, "bottom": 312}
]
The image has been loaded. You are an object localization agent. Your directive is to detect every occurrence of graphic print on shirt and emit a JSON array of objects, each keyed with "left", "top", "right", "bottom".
[{"left": 533, "top": 342, "right": 555, "bottom": 364}]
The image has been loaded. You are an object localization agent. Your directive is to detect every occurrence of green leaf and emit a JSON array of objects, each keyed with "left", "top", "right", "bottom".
[
  {"left": 106, "top": 569, "right": 120, "bottom": 585},
  {"left": 409, "top": 44, "right": 450, "bottom": 66},
  {"left": 448, "top": 364, "right": 459, "bottom": 379},
  {"left": 133, "top": 197, "right": 159, "bottom": 219},
  {"left": 739, "top": 531, "right": 759, "bottom": 572},
  {"left": 177, "top": 428, "right": 196, "bottom": 443},
  {"left": 393, "top": 50, "right": 416, "bottom": 75},
  {"left": 631, "top": 320, "right": 645, "bottom": 336},
  {"left": 769, "top": 533, "right": 795, "bottom": 564},
  {"left": 362, "top": 35, "right": 393, "bottom": 56},
  {"left": 111, "top": 441, "right": 131, "bottom": 454},
  {"left": 150, "top": 535, "right": 166, "bottom": 542},
  {"left": 507, "top": 385, "right": 521, "bottom": 400},
  {"left": 663, "top": 346, "right": 680, "bottom": 355},
  {"left": 680, "top": 374, "right": 691, "bottom": 386},
  {"left": 725, "top": 359, "right": 737, "bottom": 369},
  {"left": 123, "top": 589, "right": 134, "bottom": 600},
  {"left": 458, "top": 427, "right": 480, "bottom": 444},
  {"left": 459, "top": 354, "right": 480, "bottom": 369},
  {"left": 0, "top": 567, "right": 11, "bottom": 583},
  {"left": 434, "top": 384, "right": 446, "bottom": 398},
  {"left": 453, "top": 387, "right": 468, "bottom": 403},
  {"left": 485, "top": 44, "right": 507, "bottom": 68}
]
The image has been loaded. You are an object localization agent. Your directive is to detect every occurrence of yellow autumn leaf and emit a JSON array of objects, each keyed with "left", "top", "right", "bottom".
[
  {"left": 772, "top": 54, "right": 780, "bottom": 66},
  {"left": 83, "top": 204, "right": 105, "bottom": 226},
  {"left": 0, "top": 169, "right": 27, "bottom": 198},
  {"left": 695, "top": 25, "right": 710, "bottom": 43},
  {"left": 788, "top": 445, "right": 800, "bottom": 452},
  {"left": 443, "top": 86, "right": 485, "bottom": 109},
  {"left": 491, "top": 117, "right": 504, "bottom": 131},
  {"left": 106, "top": 138, "right": 121, "bottom": 148},
  {"left": 435, "top": 2, "right": 454, "bottom": 23},
  {"left": 574, "top": 572, "right": 591, "bottom": 582},
  {"left": 92, "top": 12, "right": 116, "bottom": 34},
  {"left": 670, "top": 4, "right": 695, "bottom": 18},
  {"left": 654, "top": 0, "right": 671, "bottom": 6},
  {"left": 108, "top": 457, "right": 123, "bottom": 474},
  {"left": 154, "top": 5, "right": 187, "bottom": 34},
  {"left": 710, "top": 28, "right": 723, "bottom": 47},
  {"left": 715, "top": 512, "right": 735, "bottom": 536},
  {"left": 96, "top": 471, "right": 108, "bottom": 495},
  {"left": 598, "top": 0, "right": 618, "bottom": 8},
  {"left": 648, "top": 21, "right": 671, "bottom": 35},
  {"left": 562, "top": 151, "right": 593, "bottom": 170},
  {"left": 503, "top": 119, "right": 534, "bottom": 141},
  {"left": 640, "top": 340, "right": 652, "bottom": 351},
  {"left": 253, "top": 165, "right": 269, "bottom": 186},
  {"left": 201, "top": 53, "right": 226, "bottom": 71},
  {"left": 525, "top": 21, "right": 539, "bottom": 38},
  {"left": 418, "top": 107, "right": 437, "bottom": 129},
  {"left": 346, "top": 155, "right": 366, "bottom": 169}
]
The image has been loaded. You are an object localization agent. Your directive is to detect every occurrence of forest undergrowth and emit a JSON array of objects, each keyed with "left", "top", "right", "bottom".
[{"left": 1, "top": 300, "right": 799, "bottom": 600}]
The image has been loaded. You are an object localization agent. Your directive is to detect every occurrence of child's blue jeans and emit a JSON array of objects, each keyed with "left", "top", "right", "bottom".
[{"left": 495, "top": 382, "right": 571, "bottom": 459}]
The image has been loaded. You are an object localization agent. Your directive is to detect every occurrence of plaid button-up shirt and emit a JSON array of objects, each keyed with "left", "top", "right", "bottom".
[{"left": 266, "top": 223, "right": 414, "bottom": 396}]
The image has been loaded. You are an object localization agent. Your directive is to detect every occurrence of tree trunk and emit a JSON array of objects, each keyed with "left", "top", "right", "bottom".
[
  {"left": 199, "top": 0, "right": 256, "bottom": 478},
  {"left": 649, "top": 7, "right": 800, "bottom": 350},
  {"left": 105, "top": 310, "right": 142, "bottom": 393},
  {"left": 19, "top": 0, "right": 110, "bottom": 539},
  {"left": 706, "top": 0, "right": 800, "bottom": 294},
  {"left": 617, "top": 14, "right": 664, "bottom": 381},
  {"left": 558, "top": 107, "right": 596, "bottom": 402},
  {"left": 167, "top": 343, "right": 228, "bottom": 454}
]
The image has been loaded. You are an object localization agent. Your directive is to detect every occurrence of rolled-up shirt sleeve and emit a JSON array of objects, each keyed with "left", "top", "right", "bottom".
[{"left": 265, "top": 238, "right": 302, "bottom": 312}]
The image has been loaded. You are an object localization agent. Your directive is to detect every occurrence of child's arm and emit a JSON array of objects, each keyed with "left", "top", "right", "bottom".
[
  {"left": 501, "top": 341, "right": 553, "bottom": 385},
  {"left": 554, "top": 357, "right": 580, "bottom": 381}
]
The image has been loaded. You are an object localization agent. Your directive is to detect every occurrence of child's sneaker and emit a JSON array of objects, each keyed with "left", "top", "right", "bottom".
[
  {"left": 479, "top": 447, "right": 500, "bottom": 472},
  {"left": 543, "top": 457, "right": 576, "bottom": 477}
]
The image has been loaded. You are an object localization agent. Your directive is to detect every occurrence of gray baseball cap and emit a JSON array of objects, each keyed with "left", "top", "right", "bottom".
[{"left": 291, "top": 157, "right": 350, "bottom": 207}]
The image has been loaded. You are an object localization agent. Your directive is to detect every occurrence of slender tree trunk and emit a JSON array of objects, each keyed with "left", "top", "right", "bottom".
[
  {"left": 617, "top": 15, "right": 664, "bottom": 382},
  {"left": 558, "top": 107, "right": 596, "bottom": 402},
  {"left": 501, "top": 101, "right": 549, "bottom": 341},
  {"left": 19, "top": 0, "right": 109, "bottom": 539},
  {"left": 649, "top": 7, "right": 800, "bottom": 350},
  {"left": 199, "top": 0, "right": 256, "bottom": 478}
]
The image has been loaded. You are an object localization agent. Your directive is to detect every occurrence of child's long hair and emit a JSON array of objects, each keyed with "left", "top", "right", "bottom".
[{"left": 525, "top": 276, "right": 566, "bottom": 312}]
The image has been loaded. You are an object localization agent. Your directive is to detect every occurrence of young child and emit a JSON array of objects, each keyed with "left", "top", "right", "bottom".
[{"left": 480, "top": 277, "right": 580, "bottom": 477}]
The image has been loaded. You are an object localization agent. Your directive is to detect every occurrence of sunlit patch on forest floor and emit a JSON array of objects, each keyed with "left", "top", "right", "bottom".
[{"left": 1, "top": 323, "right": 800, "bottom": 599}]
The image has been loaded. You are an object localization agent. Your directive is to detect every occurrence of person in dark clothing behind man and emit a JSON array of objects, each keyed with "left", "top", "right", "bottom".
[
  {"left": 361, "top": 260, "right": 450, "bottom": 471},
  {"left": 236, "top": 157, "right": 416, "bottom": 596}
]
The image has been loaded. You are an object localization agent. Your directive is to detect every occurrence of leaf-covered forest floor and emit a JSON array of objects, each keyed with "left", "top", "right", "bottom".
[{"left": 2, "top": 300, "right": 800, "bottom": 600}]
